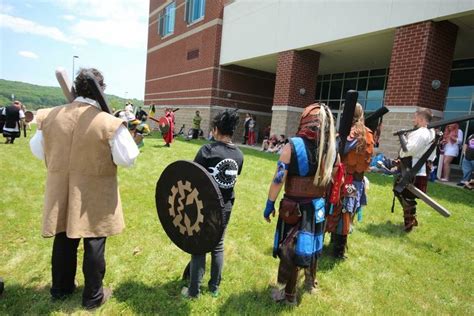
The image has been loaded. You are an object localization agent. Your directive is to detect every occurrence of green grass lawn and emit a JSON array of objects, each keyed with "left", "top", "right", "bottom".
[{"left": 1, "top": 130, "right": 473, "bottom": 315}]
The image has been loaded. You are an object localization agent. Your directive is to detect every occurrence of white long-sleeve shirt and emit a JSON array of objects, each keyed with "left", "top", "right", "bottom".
[
  {"left": 29, "top": 97, "right": 139, "bottom": 167},
  {"left": 399, "top": 127, "right": 436, "bottom": 176}
]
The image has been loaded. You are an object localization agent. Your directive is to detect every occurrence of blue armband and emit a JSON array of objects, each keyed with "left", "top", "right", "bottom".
[
  {"left": 264, "top": 199, "right": 275, "bottom": 218},
  {"left": 273, "top": 161, "right": 289, "bottom": 184}
]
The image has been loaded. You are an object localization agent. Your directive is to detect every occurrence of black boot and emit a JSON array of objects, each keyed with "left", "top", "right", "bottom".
[{"left": 333, "top": 234, "right": 347, "bottom": 260}]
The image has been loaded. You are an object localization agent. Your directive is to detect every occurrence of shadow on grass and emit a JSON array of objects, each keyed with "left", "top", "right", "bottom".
[
  {"left": 360, "top": 221, "right": 404, "bottom": 238},
  {"left": 318, "top": 249, "right": 338, "bottom": 272},
  {"left": 0, "top": 283, "right": 85, "bottom": 314},
  {"left": 218, "top": 287, "right": 296, "bottom": 315},
  {"left": 113, "top": 279, "right": 191, "bottom": 315},
  {"left": 360, "top": 221, "right": 446, "bottom": 254}
]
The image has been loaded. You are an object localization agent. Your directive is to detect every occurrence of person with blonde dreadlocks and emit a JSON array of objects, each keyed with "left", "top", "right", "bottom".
[
  {"left": 326, "top": 103, "right": 374, "bottom": 259},
  {"left": 263, "top": 103, "right": 336, "bottom": 305}
]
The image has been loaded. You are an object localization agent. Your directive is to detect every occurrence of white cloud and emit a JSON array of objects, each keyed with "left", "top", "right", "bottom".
[
  {"left": 71, "top": 18, "right": 147, "bottom": 49},
  {"left": 53, "top": 0, "right": 148, "bottom": 20},
  {"left": 50, "top": 0, "right": 148, "bottom": 49},
  {"left": 61, "top": 14, "right": 76, "bottom": 21},
  {"left": 18, "top": 50, "right": 39, "bottom": 59},
  {"left": 0, "top": 13, "right": 87, "bottom": 45}
]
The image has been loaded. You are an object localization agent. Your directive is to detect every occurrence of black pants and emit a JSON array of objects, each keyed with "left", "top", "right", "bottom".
[
  {"left": 3, "top": 131, "right": 20, "bottom": 143},
  {"left": 51, "top": 232, "right": 106, "bottom": 308}
]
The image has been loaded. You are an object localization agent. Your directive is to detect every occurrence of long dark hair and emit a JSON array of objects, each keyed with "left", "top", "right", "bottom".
[
  {"left": 74, "top": 68, "right": 105, "bottom": 100},
  {"left": 212, "top": 110, "right": 239, "bottom": 136}
]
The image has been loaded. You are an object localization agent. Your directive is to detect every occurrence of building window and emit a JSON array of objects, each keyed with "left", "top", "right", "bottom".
[
  {"left": 444, "top": 58, "right": 474, "bottom": 166},
  {"left": 159, "top": 2, "right": 176, "bottom": 37},
  {"left": 315, "top": 68, "right": 388, "bottom": 116},
  {"left": 185, "top": 0, "right": 206, "bottom": 24}
]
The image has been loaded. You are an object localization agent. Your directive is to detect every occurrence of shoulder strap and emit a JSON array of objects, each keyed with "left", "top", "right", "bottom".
[{"left": 290, "top": 137, "right": 309, "bottom": 176}]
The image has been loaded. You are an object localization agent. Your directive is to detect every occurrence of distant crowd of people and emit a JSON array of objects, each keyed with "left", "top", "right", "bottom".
[
  {"left": 368, "top": 122, "right": 473, "bottom": 189},
  {"left": 261, "top": 134, "right": 289, "bottom": 154}
]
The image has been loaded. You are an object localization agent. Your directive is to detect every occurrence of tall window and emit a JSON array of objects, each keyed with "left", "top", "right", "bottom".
[
  {"left": 159, "top": 2, "right": 176, "bottom": 37},
  {"left": 185, "top": 0, "right": 206, "bottom": 24},
  {"left": 315, "top": 69, "right": 388, "bottom": 113},
  {"left": 444, "top": 59, "right": 474, "bottom": 165}
]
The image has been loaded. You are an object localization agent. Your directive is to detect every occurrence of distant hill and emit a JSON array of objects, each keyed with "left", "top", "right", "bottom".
[{"left": 0, "top": 79, "right": 144, "bottom": 110}]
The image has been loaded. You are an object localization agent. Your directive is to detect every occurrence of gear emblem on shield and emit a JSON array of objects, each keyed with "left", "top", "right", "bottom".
[{"left": 168, "top": 180, "right": 204, "bottom": 236}]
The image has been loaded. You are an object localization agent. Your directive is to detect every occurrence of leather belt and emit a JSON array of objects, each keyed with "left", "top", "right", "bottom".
[{"left": 285, "top": 176, "right": 326, "bottom": 198}]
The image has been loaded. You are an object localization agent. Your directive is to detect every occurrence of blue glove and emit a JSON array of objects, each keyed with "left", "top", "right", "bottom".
[{"left": 264, "top": 199, "right": 275, "bottom": 218}]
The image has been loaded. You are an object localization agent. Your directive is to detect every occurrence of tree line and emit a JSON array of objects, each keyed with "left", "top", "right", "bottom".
[{"left": 0, "top": 79, "right": 144, "bottom": 110}]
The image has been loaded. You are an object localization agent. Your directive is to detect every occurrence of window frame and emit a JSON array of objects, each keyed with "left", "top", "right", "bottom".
[
  {"left": 158, "top": 1, "right": 176, "bottom": 38},
  {"left": 185, "top": 0, "right": 206, "bottom": 25}
]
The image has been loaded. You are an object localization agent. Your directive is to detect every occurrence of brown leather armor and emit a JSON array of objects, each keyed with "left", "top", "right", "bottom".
[{"left": 342, "top": 127, "right": 375, "bottom": 174}]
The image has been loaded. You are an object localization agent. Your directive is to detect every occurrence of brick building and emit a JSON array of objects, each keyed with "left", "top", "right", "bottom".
[{"left": 145, "top": 0, "right": 474, "bottom": 164}]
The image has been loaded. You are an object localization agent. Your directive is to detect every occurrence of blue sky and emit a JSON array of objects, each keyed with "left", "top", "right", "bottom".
[{"left": 0, "top": 0, "right": 149, "bottom": 100}]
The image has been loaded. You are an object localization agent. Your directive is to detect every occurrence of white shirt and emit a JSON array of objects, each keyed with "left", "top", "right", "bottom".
[
  {"left": 443, "top": 129, "right": 463, "bottom": 157},
  {"left": 29, "top": 97, "right": 139, "bottom": 167},
  {"left": 1, "top": 107, "right": 25, "bottom": 132},
  {"left": 400, "top": 127, "right": 436, "bottom": 176}
]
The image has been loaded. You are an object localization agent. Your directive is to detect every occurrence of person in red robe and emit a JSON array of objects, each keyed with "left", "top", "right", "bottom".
[{"left": 163, "top": 108, "right": 175, "bottom": 147}]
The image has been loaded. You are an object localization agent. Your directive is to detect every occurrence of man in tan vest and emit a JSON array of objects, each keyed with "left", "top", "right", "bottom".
[{"left": 30, "top": 68, "right": 139, "bottom": 309}]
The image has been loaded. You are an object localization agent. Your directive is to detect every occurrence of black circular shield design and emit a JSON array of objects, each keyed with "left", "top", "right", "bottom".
[{"left": 156, "top": 160, "right": 225, "bottom": 255}]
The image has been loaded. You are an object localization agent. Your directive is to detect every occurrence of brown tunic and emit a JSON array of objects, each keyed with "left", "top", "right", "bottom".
[{"left": 36, "top": 102, "right": 125, "bottom": 238}]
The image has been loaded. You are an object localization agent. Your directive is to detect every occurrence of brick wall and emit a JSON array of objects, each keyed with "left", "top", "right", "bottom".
[
  {"left": 385, "top": 21, "right": 458, "bottom": 111},
  {"left": 145, "top": 0, "right": 276, "bottom": 126},
  {"left": 211, "top": 65, "right": 275, "bottom": 112},
  {"left": 145, "top": 0, "right": 224, "bottom": 107},
  {"left": 273, "top": 49, "right": 320, "bottom": 108},
  {"left": 148, "top": 0, "right": 225, "bottom": 51}
]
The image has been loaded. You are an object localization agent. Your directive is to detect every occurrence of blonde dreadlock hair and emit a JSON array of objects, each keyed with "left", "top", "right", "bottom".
[{"left": 314, "top": 104, "right": 336, "bottom": 187}]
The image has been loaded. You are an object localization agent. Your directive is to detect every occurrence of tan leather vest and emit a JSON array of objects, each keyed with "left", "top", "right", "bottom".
[{"left": 37, "top": 102, "right": 125, "bottom": 238}]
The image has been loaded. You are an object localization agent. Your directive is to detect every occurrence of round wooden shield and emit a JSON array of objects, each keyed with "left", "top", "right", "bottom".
[
  {"left": 24, "top": 111, "right": 34, "bottom": 123},
  {"left": 155, "top": 160, "right": 225, "bottom": 255},
  {"left": 159, "top": 117, "right": 170, "bottom": 134}
]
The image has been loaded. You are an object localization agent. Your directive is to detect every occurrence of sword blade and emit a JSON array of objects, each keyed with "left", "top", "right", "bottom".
[{"left": 406, "top": 184, "right": 451, "bottom": 217}]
